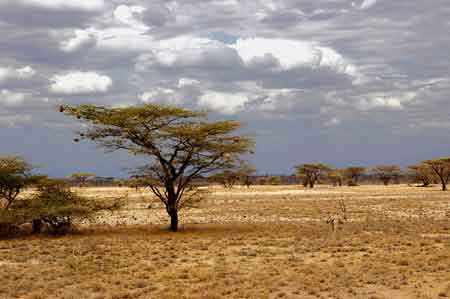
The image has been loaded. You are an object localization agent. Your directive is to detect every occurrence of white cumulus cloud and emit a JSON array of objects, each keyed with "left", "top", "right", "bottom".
[
  {"left": 0, "top": 89, "right": 27, "bottom": 107},
  {"left": 0, "top": 66, "right": 35, "bottom": 83},
  {"left": 231, "top": 38, "right": 356, "bottom": 76},
  {"left": 60, "top": 29, "right": 97, "bottom": 53},
  {"left": 148, "top": 37, "right": 233, "bottom": 67},
  {"left": 358, "top": 92, "right": 416, "bottom": 111},
  {"left": 140, "top": 88, "right": 183, "bottom": 105},
  {"left": 360, "top": 0, "right": 378, "bottom": 10},
  {"left": 198, "top": 91, "right": 249, "bottom": 114},
  {"left": 114, "top": 5, "right": 149, "bottom": 31},
  {"left": 50, "top": 71, "right": 112, "bottom": 95},
  {"left": 177, "top": 78, "right": 200, "bottom": 88}
]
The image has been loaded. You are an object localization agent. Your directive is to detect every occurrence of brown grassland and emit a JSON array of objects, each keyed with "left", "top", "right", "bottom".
[{"left": 1, "top": 184, "right": 450, "bottom": 299}]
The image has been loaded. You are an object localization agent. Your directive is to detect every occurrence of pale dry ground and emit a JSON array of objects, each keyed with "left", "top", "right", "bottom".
[{"left": 2, "top": 184, "right": 450, "bottom": 299}]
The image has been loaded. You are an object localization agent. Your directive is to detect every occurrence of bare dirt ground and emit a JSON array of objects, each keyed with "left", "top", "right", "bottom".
[{"left": 1, "top": 184, "right": 450, "bottom": 299}]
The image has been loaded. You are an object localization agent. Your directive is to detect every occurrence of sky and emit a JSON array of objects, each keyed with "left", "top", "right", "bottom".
[{"left": 0, "top": 0, "right": 449, "bottom": 177}]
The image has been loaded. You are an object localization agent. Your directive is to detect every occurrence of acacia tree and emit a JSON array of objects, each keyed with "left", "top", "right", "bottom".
[
  {"left": 372, "top": 165, "right": 401, "bottom": 186},
  {"left": 328, "top": 169, "right": 344, "bottom": 187},
  {"left": 408, "top": 164, "right": 434, "bottom": 187},
  {"left": 423, "top": 158, "right": 450, "bottom": 191},
  {"left": 209, "top": 162, "right": 256, "bottom": 188},
  {"left": 0, "top": 156, "right": 40, "bottom": 210},
  {"left": 61, "top": 104, "right": 253, "bottom": 232},
  {"left": 208, "top": 169, "right": 240, "bottom": 188},
  {"left": 69, "top": 172, "right": 96, "bottom": 187},
  {"left": 344, "top": 166, "right": 366, "bottom": 186},
  {"left": 295, "top": 164, "right": 330, "bottom": 188},
  {"left": 238, "top": 163, "right": 256, "bottom": 188}
]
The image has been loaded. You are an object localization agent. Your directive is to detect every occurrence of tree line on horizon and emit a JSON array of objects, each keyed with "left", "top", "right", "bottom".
[{"left": 1, "top": 102, "right": 450, "bottom": 236}]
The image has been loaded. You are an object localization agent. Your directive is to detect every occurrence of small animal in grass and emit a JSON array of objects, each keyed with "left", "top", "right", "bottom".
[{"left": 326, "top": 199, "right": 348, "bottom": 232}]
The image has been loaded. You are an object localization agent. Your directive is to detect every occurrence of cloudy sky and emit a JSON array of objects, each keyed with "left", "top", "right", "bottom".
[{"left": 0, "top": 0, "right": 449, "bottom": 177}]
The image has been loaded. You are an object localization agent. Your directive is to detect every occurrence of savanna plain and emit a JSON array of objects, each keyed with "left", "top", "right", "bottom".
[{"left": 1, "top": 184, "right": 450, "bottom": 299}]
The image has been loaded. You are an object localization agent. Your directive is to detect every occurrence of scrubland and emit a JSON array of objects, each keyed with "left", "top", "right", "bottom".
[{"left": 1, "top": 185, "right": 450, "bottom": 299}]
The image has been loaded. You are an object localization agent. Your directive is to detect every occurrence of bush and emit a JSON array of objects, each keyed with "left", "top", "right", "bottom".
[{"left": 1, "top": 179, "right": 123, "bottom": 236}]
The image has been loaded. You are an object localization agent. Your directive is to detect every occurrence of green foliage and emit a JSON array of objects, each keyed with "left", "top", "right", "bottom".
[{"left": 61, "top": 103, "right": 254, "bottom": 232}]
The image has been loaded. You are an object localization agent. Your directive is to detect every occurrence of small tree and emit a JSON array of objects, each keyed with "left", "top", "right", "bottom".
[
  {"left": 69, "top": 172, "right": 96, "bottom": 187},
  {"left": 209, "top": 162, "right": 256, "bottom": 188},
  {"left": 371, "top": 165, "right": 401, "bottom": 186},
  {"left": 0, "top": 156, "right": 41, "bottom": 210},
  {"left": 61, "top": 104, "right": 253, "bottom": 232},
  {"left": 268, "top": 176, "right": 282, "bottom": 185},
  {"left": 295, "top": 163, "right": 330, "bottom": 188},
  {"left": 208, "top": 169, "right": 241, "bottom": 188},
  {"left": 408, "top": 164, "right": 434, "bottom": 187},
  {"left": 328, "top": 169, "right": 344, "bottom": 187},
  {"left": 238, "top": 163, "right": 256, "bottom": 188},
  {"left": 344, "top": 166, "right": 366, "bottom": 186},
  {"left": 423, "top": 158, "right": 450, "bottom": 191},
  {"left": 127, "top": 176, "right": 148, "bottom": 191}
]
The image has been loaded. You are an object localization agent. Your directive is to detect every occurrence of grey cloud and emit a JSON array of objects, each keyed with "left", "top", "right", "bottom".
[
  {"left": 0, "top": 2, "right": 103, "bottom": 28},
  {"left": 0, "top": 0, "right": 450, "bottom": 176}
]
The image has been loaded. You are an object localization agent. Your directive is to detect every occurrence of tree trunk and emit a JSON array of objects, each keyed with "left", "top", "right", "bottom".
[
  {"left": 170, "top": 211, "right": 178, "bottom": 232},
  {"left": 441, "top": 177, "right": 447, "bottom": 191},
  {"left": 32, "top": 219, "right": 42, "bottom": 234}
]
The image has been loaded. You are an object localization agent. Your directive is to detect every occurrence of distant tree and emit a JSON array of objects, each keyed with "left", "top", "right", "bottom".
[
  {"left": 238, "top": 163, "right": 256, "bottom": 188},
  {"left": 0, "top": 156, "right": 41, "bottom": 210},
  {"left": 208, "top": 169, "right": 240, "bottom": 188},
  {"left": 127, "top": 177, "right": 148, "bottom": 191},
  {"left": 372, "top": 165, "right": 401, "bottom": 186},
  {"left": 255, "top": 176, "right": 269, "bottom": 185},
  {"left": 423, "top": 158, "right": 450, "bottom": 191},
  {"left": 328, "top": 169, "right": 344, "bottom": 187},
  {"left": 344, "top": 166, "right": 366, "bottom": 186},
  {"left": 209, "top": 162, "right": 256, "bottom": 188},
  {"left": 268, "top": 176, "right": 282, "bottom": 185},
  {"left": 61, "top": 104, "right": 253, "bottom": 232},
  {"left": 295, "top": 164, "right": 330, "bottom": 188},
  {"left": 69, "top": 172, "right": 96, "bottom": 187},
  {"left": 408, "top": 165, "right": 434, "bottom": 187}
]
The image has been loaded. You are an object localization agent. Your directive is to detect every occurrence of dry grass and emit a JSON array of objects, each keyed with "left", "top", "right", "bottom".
[{"left": 2, "top": 184, "right": 450, "bottom": 298}]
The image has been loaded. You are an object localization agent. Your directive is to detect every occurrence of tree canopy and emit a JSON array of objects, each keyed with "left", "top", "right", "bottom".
[
  {"left": 69, "top": 172, "right": 96, "bottom": 186},
  {"left": 295, "top": 163, "right": 330, "bottom": 188},
  {"left": 371, "top": 165, "right": 401, "bottom": 185}
]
